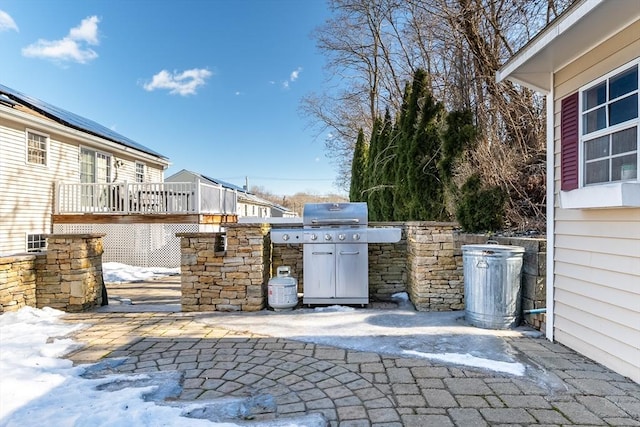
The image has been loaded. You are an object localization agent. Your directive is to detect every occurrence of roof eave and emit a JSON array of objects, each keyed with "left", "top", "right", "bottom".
[{"left": 497, "top": 0, "right": 640, "bottom": 93}]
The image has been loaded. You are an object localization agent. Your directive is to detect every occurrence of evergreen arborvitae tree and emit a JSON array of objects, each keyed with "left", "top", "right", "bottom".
[
  {"left": 349, "top": 129, "right": 368, "bottom": 202},
  {"left": 380, "top": 118, "right": 397, "bottom": 221},
  {"left": 438, "top": 109, "right": 477, "bottom": 217},
  {"left": 455, "top": 174, "right": 506, "bottom": 232},
  {"left": 393, "top": 76, "right": 422, "bottom": 220},
  {"left": 366, "top": 117, "right": 382, "bottom": 220},
  {"left": 407, "top": 90, "right": 446, "bottom": 220}
]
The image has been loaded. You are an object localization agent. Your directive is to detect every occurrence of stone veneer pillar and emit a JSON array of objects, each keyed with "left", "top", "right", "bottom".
[
  {"left": 36, "top": 233, "right": 106, "bottom": 312},
  {"left": 178, "top": 223, "right": 270, "bottom": 312},
  {"left": 405, "top": 222, "right": 464, "bottom": 311},
  {"left": 0, "top": 254, "right": 40, "bottom": 313}
]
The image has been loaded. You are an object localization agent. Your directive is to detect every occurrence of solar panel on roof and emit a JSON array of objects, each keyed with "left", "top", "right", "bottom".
[
  {"left": 201, "top": 174, "right": 247, "bottom": 192},
  {"left": 0, "top": 83, "right": 168, "bottom": 160}
]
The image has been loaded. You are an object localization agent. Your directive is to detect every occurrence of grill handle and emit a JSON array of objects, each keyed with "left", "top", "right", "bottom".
[
  {"left": 339, "top": 251, "right": 360, "bottom": 255},
  {"left": 311, "top": 251, "right": 334, "bottom": 255},
  {"left": 310, "top": 218, "right": 360, "bottom": 225}
]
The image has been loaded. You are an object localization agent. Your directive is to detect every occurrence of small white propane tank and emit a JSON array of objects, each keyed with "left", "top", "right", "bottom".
[{"left": 267, "top": 266, "right": 298, "bottom": 311}]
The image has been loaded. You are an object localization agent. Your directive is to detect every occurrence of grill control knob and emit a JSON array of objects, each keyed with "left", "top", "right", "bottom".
[
  {"left": 338, "top": 233, "right": 346, "bottom": 241},
  {"left": 282, "top": 234, "right": 290, "bottom": 241},
  {"left": 325, "top": 234, "right": 332, "bottom": 241},
  {"left": 353, "top": 233, "right": 361, "bottom": 241},
  {"left": 309, "top": 233, "right": 318, "bottom": 241}
]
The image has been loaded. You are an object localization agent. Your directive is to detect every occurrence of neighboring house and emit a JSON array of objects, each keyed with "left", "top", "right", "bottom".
[
  {"left": 497, "top": 0, "right": 640, "bottom": 382},
  {"left": 166, "top": 169, "right": 298, "bottom": 220},
  {"left": 0, "top": 83, "right": 170, "bottom": 256},
  {"left": 270, "top": 203, "right": 297, "bottom": 218}
]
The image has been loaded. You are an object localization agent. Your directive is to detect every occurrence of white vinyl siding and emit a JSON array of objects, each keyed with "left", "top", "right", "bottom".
[
  {"left": 553, "top": 21, "right": 640, "bottom": 383},
  {"left": 0, "top": 108, "right": 168, "bottom": 256},
  {"left": 0, "top": 120, "right": 76, "bottom": 255}
]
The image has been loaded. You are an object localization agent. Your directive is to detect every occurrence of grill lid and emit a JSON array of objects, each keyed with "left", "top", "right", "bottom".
[{"left": 303, "top": 202, "right": 368, "bottom": 227}]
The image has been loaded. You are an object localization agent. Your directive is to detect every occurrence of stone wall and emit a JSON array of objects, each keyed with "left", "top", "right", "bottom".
[
  {"left": 406, "top": 222, "right": 464, "bottom": 311},
  {"left": 36, "top": 234, "right": 106, "bottom": 312},
  {"left": 178, "top": 223, "right": 269, "bottom": 312},
  {"left": 176, "top": 223, "right": 547, "bottom": 325},
  {"left": 368, "top": 223, "right": 408, "bottom": 301},
  {"left": 0, "top": 254, "right": 40, "bottom": 313}
]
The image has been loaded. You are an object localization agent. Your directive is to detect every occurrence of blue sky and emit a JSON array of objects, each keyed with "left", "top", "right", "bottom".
[{"left": 0, "top": 0, "right": 340, "bottom": 196}]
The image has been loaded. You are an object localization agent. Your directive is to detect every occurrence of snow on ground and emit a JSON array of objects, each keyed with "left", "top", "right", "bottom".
[
  {"left": 0, "top": 307, "right": 243, "bottom": 427},
  {"left": 102, "top": 262, "right": 179, "bottom": 283},
  {"left": 0, "top": 264, "right": 540, "bottom": 426}
]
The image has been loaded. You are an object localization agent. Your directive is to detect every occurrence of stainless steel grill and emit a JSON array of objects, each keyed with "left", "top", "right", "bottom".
[{"left": 271, "top": 202, "right": 401, "bottom": 306}]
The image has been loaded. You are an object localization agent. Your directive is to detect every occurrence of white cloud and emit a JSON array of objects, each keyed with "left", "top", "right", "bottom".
[
  {"left": 22, "top": 16, "right": 100, "bottom": 64},
  {"left": 281, "top": 67, "right": 303, "bottom": 89},
  {"left": 69, "top": 15, "right": 100, "bottom": 45},
  {"left": 0, "top": 10, "right": 18, "bottom": 32},
  {"left": 290, "top": 67, "right": 302, "bottom": 82},
  {"left": 143, "top": 68, "right": 212, "bottom": 96}
]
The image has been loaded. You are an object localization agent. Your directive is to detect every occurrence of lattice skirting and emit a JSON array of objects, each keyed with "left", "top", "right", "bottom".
[{"left": 53, "top": 223, "right": 198, "bottom": 268}]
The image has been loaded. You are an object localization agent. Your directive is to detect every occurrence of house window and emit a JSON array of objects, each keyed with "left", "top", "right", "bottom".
[
  {"left": 580, "top": 62, "right": 638, "bottom": 186},
  {"left": 135, "top": 162, "right": 145, "bottom": 183},
  {"left": 26, "top": 234, "right": 46, "bottom": 252},
  {"left": 26, "top": 130, "right": 48, "bottom": 166}
]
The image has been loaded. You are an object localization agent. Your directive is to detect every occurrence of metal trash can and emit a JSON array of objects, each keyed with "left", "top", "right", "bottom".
[
  {"left": 268, "top": 266, "right": 298, "bottom": 311},
  {"left": 462, "top": 244, "right": 525, "bottom": 329}
]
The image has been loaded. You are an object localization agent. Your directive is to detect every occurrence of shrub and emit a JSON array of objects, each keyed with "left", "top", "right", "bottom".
[{"left": 455, "top": 174, "right": 506, "bottom": 232}]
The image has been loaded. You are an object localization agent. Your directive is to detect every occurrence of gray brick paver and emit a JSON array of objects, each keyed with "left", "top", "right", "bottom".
[
  {"left": 367, "top": 408, "right": 401, "bottom": 423},
  {"left": 363, "top": 397, "right": 395, "bottom": 409},
  {"left": 448, "top": 408, "right": 489, "bottom": 426},
  {"left": 500, "top": 394, "right": 551, "bottom": 409},
  {"left": 528, "top": 408, "right": 571, "bottom": 424},
  {"left": 577, "top": 395, "right": 633, "bottom": 417},
  {"left": 456, "top": 395, "right": 490, "bottom": 408},
  {"left": 391, "top": 383, "right": 420, "bottom": 395},
  {"left": 423, "top": 389, "right": 458, "bottom": 407},
  {"left": 566, "top": 378, "right": 628, "bottom": 396},
  {"left": 305, "top": 397, "right": 335, "bottom": 409},
  {"left": 552, "top": 401, "right": 605, "bottom": 424},
  {"left": 444, "top": 378, "right": 493, "bottom": 395},
  {"left": 337, "top": 405, "right": 368, "bottom": 420},
  {"left": 480, "top": 408, "right": 536, "bottom": 424},
  {"left": 386, "top": 367, "right": 414, "bottom": 383},
  {"left": 394, "top": 393, "right": 426, "bottom": 407},
  {"left": 401, "top": 414, "right": 454, "bottom": 426}
]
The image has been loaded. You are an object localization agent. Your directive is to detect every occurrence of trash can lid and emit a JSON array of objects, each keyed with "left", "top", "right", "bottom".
[{"left": 461, "top": 244, "right": 525, "bottom": 253}]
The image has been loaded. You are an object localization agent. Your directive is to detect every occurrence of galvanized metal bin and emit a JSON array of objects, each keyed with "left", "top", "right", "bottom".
[{"left": 462, "top": 244, "right": 525, "bottom": 329}]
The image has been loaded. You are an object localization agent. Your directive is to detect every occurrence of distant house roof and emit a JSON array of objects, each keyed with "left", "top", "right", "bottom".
[
  {"left": 180, "top": 170, "right": 247, "bottom": 192},
  {"left": 0, "top": 83, "right": 168, "bottom": 160}
]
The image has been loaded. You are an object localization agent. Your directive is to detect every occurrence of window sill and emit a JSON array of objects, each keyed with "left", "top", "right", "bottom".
[{"left": 560, "top": 182, "right": 640, "bottom": 209}]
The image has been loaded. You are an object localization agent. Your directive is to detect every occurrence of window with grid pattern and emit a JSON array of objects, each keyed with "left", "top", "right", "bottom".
[
  {"left": 580, "top": 62, "right": 638, "bottom": 185},
  {"left": 26, "top": 234, "right": 46, "bottom": 252},
  {"left": 135, "top": 162, "right": 145, "bottom": 182},
  {"left": 27, "top": 131, "right": 48, "bottom": 165}
]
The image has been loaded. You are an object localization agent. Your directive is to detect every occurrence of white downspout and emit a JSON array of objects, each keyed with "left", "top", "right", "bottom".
[{"left": 545, "top": 77, "right": 555, "bottom": 342}]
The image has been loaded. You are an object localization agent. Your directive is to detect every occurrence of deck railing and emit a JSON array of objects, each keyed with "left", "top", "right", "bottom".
[{"left": 55, "top": 181, "right": 237, "bottom": 215}]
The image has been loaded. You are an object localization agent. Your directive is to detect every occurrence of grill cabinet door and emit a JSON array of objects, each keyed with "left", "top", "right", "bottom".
[
  {"left": 303, "top": 243, "right": 336, "bottom": 299},
  {"left": 336, "top": 243, "right": 368, "bottom": 298}
]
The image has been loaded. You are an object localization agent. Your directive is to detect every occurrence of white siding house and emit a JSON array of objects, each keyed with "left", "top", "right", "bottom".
[
  {"left": 497, "top": 0, "right": 640, "bottom": 383},
  {"left": 0, "top": 84, "right": 170, "bottom": 256}
]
